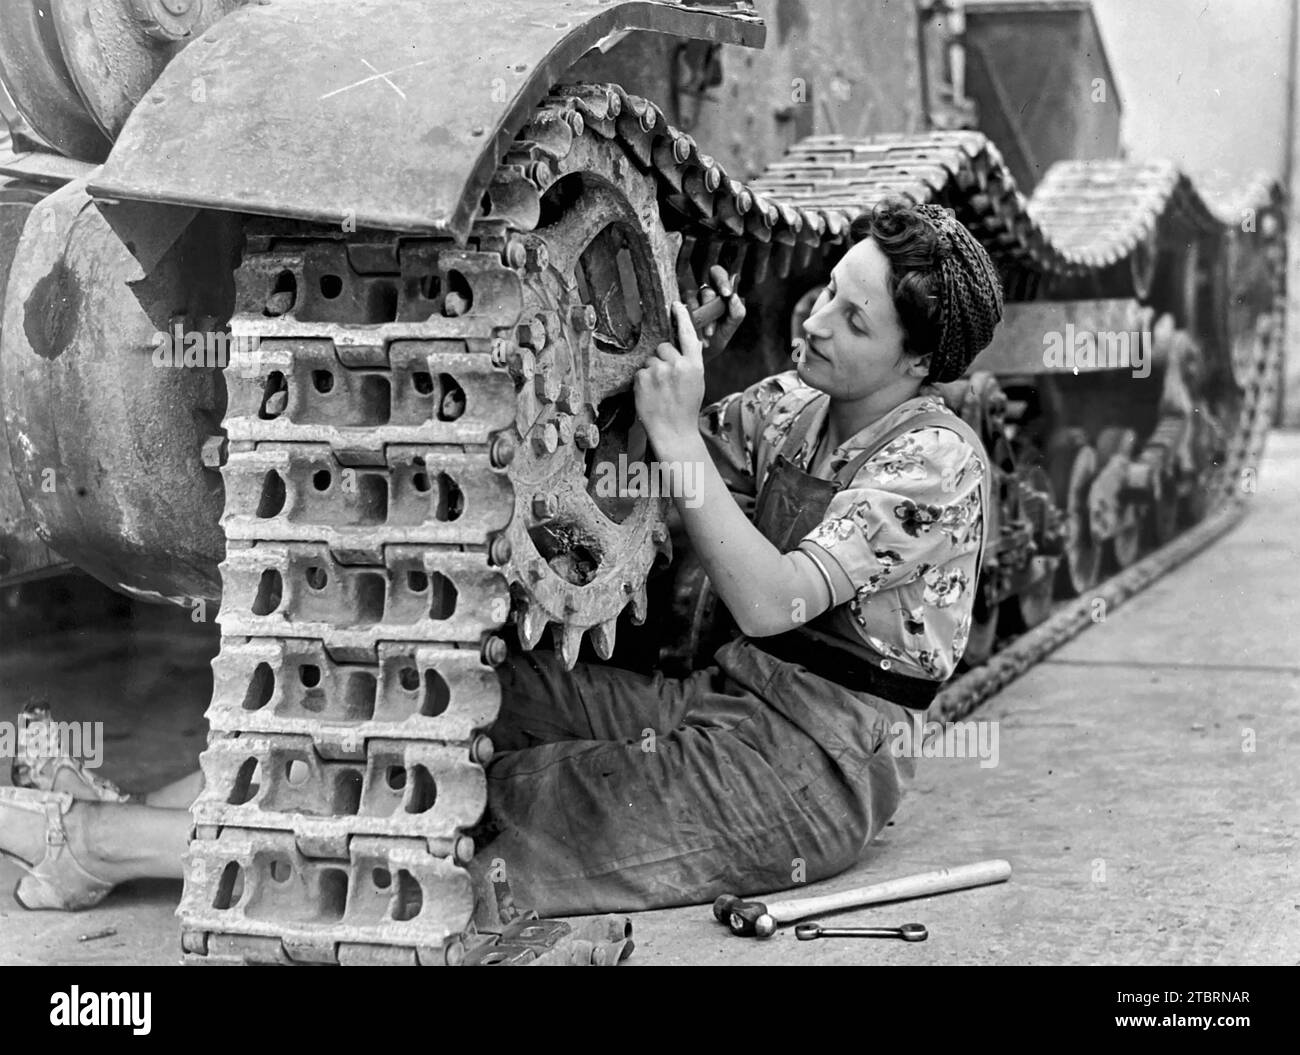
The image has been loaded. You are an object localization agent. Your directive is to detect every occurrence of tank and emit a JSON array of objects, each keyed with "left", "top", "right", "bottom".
[{"left": 0, "top": 0, "right": 1285, "bottom": 963}]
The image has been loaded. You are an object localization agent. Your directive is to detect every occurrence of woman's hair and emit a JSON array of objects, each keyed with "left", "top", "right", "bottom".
[
  {"left": 848, "top": 196, "right": 945, "bottom": 368},
  {"left": 847, "top": 194, "right": 1004, "bottom": 383}
]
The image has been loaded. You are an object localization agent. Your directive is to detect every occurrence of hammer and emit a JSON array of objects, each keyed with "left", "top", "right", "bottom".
[{"left": 713, "top": 859, "right": 1012, "bottom": 938}]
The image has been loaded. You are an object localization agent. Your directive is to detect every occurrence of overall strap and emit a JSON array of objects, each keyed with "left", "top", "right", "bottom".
[
  {"left": 831, "top": 409, "right": 994, "bottom": 579},
  {"left": 773, "top": 392, "right": 830, "bottom": 464},
  {"left": 751, "top": 392, "right": 830, "bottom": 532}
]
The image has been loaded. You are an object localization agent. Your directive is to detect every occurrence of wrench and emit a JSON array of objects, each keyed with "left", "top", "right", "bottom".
[{"left": 795, "top": 922, "right": 928, "bottom": 942}]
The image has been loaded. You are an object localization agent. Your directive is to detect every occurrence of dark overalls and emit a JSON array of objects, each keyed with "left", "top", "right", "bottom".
[{"left": 473, "top": 399, "right": 988, "bottom": 915}]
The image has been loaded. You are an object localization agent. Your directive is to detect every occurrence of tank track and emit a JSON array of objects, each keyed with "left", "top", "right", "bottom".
[{"left": 181, "top": 83, "right": 1285, "bottom": 963}]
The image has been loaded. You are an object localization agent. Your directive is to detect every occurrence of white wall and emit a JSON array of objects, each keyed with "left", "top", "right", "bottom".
[{"left": 1090, "top": 0, "right": 1293, "bottom": 184}]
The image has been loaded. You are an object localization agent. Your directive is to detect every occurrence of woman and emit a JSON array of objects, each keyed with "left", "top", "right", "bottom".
[{"left": 0, "top": 196, "right": 1003, "bottom": 916}]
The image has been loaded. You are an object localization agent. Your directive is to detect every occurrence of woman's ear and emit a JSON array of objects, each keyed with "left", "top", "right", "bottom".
[{"left": 904, "top": 352, "right": 932, "bottom": 378}]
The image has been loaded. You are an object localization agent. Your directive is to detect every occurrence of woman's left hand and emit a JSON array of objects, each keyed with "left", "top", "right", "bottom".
[{"left": 634, "top": 301, "right": 706, "bottom": 453}]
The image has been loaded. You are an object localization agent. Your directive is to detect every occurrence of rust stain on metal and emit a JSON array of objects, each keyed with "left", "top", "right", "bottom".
[{"left": 23, "top": 259, "right": 81, "bottom": 361}]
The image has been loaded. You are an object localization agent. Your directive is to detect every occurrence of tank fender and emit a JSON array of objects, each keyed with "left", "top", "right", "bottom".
[{"left": 89, "top": 0, "right": 765, "bottom": 245}]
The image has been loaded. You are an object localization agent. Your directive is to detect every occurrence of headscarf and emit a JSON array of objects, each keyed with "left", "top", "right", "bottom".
[{"left": 911, "top": 203, "right": 1004, "bottom": 383}]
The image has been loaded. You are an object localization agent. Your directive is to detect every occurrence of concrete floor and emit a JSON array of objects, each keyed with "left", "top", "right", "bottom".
[{"left": 2, "top": 436, "right": 1297, "bottom": 966}]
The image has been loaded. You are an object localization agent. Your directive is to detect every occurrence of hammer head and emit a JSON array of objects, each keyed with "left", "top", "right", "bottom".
[
  {"left": 712, "top": 894, "right": 745, "bottom": 923},
  {"left": 726, "top": 901, "right": 777, "bottom": 938}
]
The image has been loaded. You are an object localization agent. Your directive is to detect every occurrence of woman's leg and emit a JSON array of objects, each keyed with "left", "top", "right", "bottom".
[
  {"left": 0, "top": 799, "right": 189, "bottom": 884},
  {"left": 1, "top": 771, "right": 201, "bottom": 901},
  {"left": 473, "top": 640, "right": 913, "bottom": 916},
  {"left": 143, "top": 770, "right": 204, "bottom": 809},
  {"left": 488, "top": 650, "right": 710, "bottom": 751},
  {"left": 69, "top": 802, "right": 191, "bottom": 882},
  {"left": 473, "top": 679, "right": 883, "bottom": 914}
]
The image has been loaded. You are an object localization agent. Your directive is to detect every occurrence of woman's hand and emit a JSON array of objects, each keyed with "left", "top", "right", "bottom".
[
  {"left": 683, "top": 265, "right": 746, "bottom": 361},
  {"left": 634, "top": 301, "right": 706, "bottom": 454}
]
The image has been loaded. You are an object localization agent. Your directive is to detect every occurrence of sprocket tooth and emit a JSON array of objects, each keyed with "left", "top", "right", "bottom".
[
  {"left": 629, "top": 584, "right": 648, "bottom": 626},
  {"left": 517, "top": 603, "right": 550, "bottom": 650},
  {"left": 555, "top": 624, "right": 585, "bottom": 669},
  {"left": 590, "top": 618, "right": 618, "bottom": 661}
]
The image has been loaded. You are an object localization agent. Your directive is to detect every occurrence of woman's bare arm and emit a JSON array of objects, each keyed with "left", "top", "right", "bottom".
[
  {"left": 652, "top": 430, "right": 834, "bottom": 637},
  {"left": 634, "top": 302, "right": 833, "bottom": 638}
]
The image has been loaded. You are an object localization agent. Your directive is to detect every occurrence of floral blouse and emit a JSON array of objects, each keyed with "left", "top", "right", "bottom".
[{"left": 699, "top": 371, "right": 985, "bottom": 681}]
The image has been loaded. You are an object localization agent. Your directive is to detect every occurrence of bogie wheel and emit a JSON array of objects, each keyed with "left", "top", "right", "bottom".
[
  {"left": 1178, "top": 420, "right": 1222, "bottom": 529},
  {"left": 1007, "top": 466, "right": 1057, "bottom": 631},
  {"left": 1148, "top": 452, "right": 1181, "bottom": 547},
  {"left": 50, "top": 0, "right": 247, "bottom": 140},
  {"left": 1049, "top": 435, "right": 1102, "bottom": 595},
  {"left": 1095, "top": 426, "right": 1144, "bottom": 569},
  {"left": 0, "top": 0, "right": 109, "bottom": 160},
  {"left": 961, "top": 465, "right": 1002, "bottom": 667},
  {"left": 962, "top": 592, "right": 1000, "bottom": 668}
]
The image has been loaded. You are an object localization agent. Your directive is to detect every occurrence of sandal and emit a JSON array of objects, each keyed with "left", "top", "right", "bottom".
[
  {"left": 10, "top": 702, "right": 133, "bottom": 803},
  {"left": 0, "top": 787, "right": 115, "bottom": 911}
]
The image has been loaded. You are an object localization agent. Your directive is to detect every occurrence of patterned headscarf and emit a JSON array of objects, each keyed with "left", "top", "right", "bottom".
[{"left": 911, "top": 204, "right": 1004, "bottom": 383}]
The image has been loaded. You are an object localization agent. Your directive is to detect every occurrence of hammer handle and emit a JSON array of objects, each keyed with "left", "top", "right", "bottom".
[{"left": 765, "top": 859, "right": 1011, "bottom": 924}]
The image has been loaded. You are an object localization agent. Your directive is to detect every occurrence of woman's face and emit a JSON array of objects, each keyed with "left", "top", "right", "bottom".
[{"left": 795, "top": 237, "right": 924, "bottom": 398}]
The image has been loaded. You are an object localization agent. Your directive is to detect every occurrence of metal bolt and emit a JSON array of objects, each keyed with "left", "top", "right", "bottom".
[
  {"left": 555, "top": 385, "right": 580, "bottom": 415},
  {"left": 638, "top": 105, "right": 657, "bottom": 132},
  {"left": 525, "top": 240, "right": 549, "bottom": 273},
  {"left": 534, "top": 373, "right": 560, "bottom": 403},
  {"left": 570, "top": 303, "right": 597, "bottom": 332},
  {"left": 565, "top": 110, "right": 585, "bottom": 137},
  {"left": 526, "top": 160, "right": 553, "bottom": 189},
  {"left": 605, "top": 89, "right": 622, "bottom": 117},
  {"left": 488, "top": 535, "right": 512, "bottom": 566},
  {"left": 507, "top": 348, "right": 535, "bottom": 381},
  {"left": 480, "top": 635, "right": 508, "bottom": 668},
  {"left": 454, "top": 834, "right": 476, "bottom": 865},
  {"left": 490, "top": 338, "right": 512, "bottom": 368},
  {"left": 469, "top": 734, "right": 495, "bottom": 766},
  {"left": 555, "top": 414, "right": 575, "bottom": 446},
  {"left": 532, "top": 493, "right": 559, "bottom": 521},
  {"left": 574, "top": 423, "right": 600, "bottom": 450},
  {"left": 489, "top": 433, "right": 516, "bottom": 469},
  {"left": 517, "top": 320, "right": 545, "bottom": 352},
  {"left": 200, "top": 435, "right": 228, "bottom": 469},
  {"left": 504, "top": 240, "right": 527, "bottom": 270}
]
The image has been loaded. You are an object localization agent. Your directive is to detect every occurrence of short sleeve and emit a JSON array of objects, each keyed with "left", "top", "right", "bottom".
[{"left": 796, "top": 426, "right": 984, "bottom": 605}]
